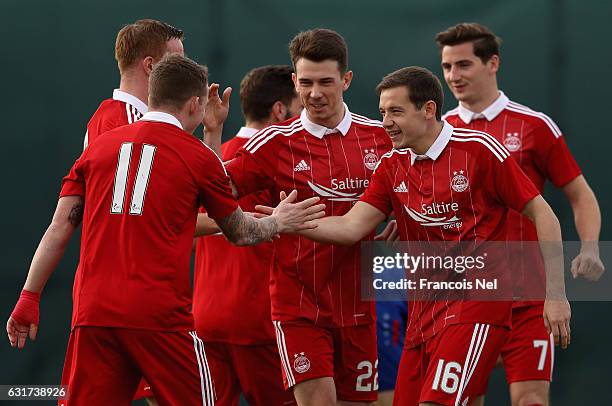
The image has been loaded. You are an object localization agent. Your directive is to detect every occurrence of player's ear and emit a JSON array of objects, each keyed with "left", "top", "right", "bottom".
[
  {"left": 291, "top": 72, "right": 298, "bottom": 91},
  {"left": 342, "top": 70, "right": 353, "bottom": 91},
  {"left": 423, "top": 100, "right": 437, "bottom": 120},
  {"left": 271, "top": 101, "right": 286, "bottom": 123},
  {"left": 488, "top": 54, "right": 500, "bottom": 75},
  {"left": 143, "top": 56, "right": 155, "bottom": 76},
  {"left": 189, "top": 96, "right": 199, "bottom": 114}
]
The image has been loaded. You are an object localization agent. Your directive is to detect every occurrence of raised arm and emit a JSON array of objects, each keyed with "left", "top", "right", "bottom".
[
  {"left": 561, "top": 175, "right": 604, "bottom": 280},
  {"left": 522, "top": 195, "right": 571, "bottom": 348},
  {"left": 218, "top": 190, "right": 325, "bottom": 246},
  {"left": 297, "top": 201, "right": 387, "bottom": 246},
  {"left": 7, "top": 195, "right": 83, "bottom": 349},
  {"left": 202, "top": 83, "right": 231, "bottom": 158}
]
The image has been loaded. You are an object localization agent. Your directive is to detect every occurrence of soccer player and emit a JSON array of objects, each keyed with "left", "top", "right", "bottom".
[
  {"left": 207, "top": 28, "right": 393, "bottom": 405},
  {"left": 258, "top": 66, "right": 571, "bottom": 406},
  {"left": 194, "top": 65, "right": 302, "bottom": 405},
  {"left": 84, "top": 19, "right": 227, "bottom": 247},
  {"left": 436, "top": 23, "right": 603, "bottom": 406},
  {"left": 6, "top": 54, "right": 325, "bottom": 405},
  {"left": 83, "top": 19, "right": 184, "bottom": 149},
  {"left": 76, "top": 19, "right": 220, "bottom": 403}
]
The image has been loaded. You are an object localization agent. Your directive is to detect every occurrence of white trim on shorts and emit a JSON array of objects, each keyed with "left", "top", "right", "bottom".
[
  {"left": 189, "top": 331, "right": 215, "bottom": 405},
  {"left": 273, "top": 321, "right": 296, "bottom": 387},
  {"left": 454, "top": 323, "right": 490, "bottom": 406}
]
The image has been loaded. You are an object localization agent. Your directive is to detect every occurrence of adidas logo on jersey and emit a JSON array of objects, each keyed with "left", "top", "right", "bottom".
[
  {"left": 394, "top": 181, "right": 408, "bottom": 193},
  {"left": 294, "top": 160, "right": 310, "bottom": 172}
]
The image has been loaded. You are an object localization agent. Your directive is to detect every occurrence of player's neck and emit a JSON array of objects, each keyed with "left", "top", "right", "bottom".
[
  {"left": 118, "top": 73, "right": 149, "bottom": 107},
  {"left": 244, "top": 119, "right": 269, "bottom": 131},
  {"left": 461, "top": 86, "right": 500, "bottom": 114},
  {"left": 412, "top": 121, "right": 444, "bottom": 155}
]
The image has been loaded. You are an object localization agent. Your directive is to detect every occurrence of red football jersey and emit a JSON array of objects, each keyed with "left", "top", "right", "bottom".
[
  {"left": 61, "top": 112, "right": 239, "bottom": 331},
  {"left": 444, "top": 92, "right": 581, "bottom": 306},
  {"left": 443, "top": 91, "right": 581, "bottom": 242},
  {"left": 226, "top": 106, "right": 393, "bottom": 327},
  {"left": 193, "top": 127, "right": 276, "bottom": 344},
  {"left": 361, "top": 122, "right": 540, "bottom": 347},
  {"left": 84, "top": 89, "right": 148, "bottom": 148}
]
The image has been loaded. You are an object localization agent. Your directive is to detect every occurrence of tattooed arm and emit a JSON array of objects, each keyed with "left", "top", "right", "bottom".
[
  {"left": 22, "top": 195, "right": 83, "bottom": 293},
  {"left": 217, "top": 208, "right": 278, "bottom": 246},
  {"left": 217, "top": 190, "right": 326, "bottom": 246}
]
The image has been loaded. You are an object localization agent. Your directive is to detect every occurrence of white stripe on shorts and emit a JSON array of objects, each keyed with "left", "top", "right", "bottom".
[
  {"left": 189, "top": 331, "right": 215, "bottom": 405},
  {"left": 273, "top": 321, "right": 296, "bottom": 387},
  {"left": 454, "top": 323, "right": 490, "bottom": 406}
]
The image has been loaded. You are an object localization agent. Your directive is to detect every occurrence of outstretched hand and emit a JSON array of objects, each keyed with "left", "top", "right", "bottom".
[
  {"left": 202, "top": 83, "right": 232, "bottom": 132},
  {"left": 256, "top": 190, "right": 326, "bottom": 234},
  {"left": 254, "top": 190, "right": 288, "bottom": 217}
]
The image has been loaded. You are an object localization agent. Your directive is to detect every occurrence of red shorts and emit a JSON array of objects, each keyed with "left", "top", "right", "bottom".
[
  {"left": 393, "top": 323, "right": 508, "bottom": 406},
  {"left": 273, "top": 321, "right": 378, "bottom": 402},
  {"left": 205, "top": 341, "right": 296, "bottom": 405},
  {"left": 58, "top": 327, "right": 214, "bottom": 405},
  {"left": 501, "top": 303, "right": 554, "bottom": 383}
]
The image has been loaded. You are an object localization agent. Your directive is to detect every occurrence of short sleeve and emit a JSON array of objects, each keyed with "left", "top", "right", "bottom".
[
  {"left": 195, "top": 147, "right": 239, "bottom": 222},
  {"left": 60, "top": 155, "right": 87, "bottom": 198},
  {"left": 360, "top": 159, "right": 393, "bottom": 216},
  {"left": 225, "top": 142, "right": 276, "bottom": 197},
  {"left": 540, "top": 135, "right": 581, "bottom": 187},
  {"left": 490, "top": 155, "right": 540, "bottom": 213}
]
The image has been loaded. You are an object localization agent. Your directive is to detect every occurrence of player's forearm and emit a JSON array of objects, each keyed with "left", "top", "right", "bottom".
[
  {"left": 194, "top": 213, "right": 220, "bottom": 237},
  {"left": 525, "top": 197, "right": 566, "bottom": 299},
  {"left": 569, "top": 186, "right": 601, "bottom": 253},
  {"left": 22, "top": 196, "right": 82, "bottom": 293},
  {"left": 299, "top": 216, "right": 363, "bottom": 246},
  {"left": 218, "top": 209, "right": 278, "bottom": 246},
  {"left": 23, "top": 221, "right": 76, "bottom": 293},
  {"left": 203, "top": 126, "right": 223, "bottom": 158}
]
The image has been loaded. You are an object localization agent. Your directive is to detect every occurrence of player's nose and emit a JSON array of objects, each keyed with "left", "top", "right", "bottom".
[
  {"left": 449, "top": 65, "right": 461, "bottom": 82},
  {"left": 310, "top": 84, "right": 323, "bottom": 99},
  {"left": 381, "top": 115, "right": 393, "bottom": 128}
]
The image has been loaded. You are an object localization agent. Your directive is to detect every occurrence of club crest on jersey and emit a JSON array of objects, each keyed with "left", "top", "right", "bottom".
[
  {"left": 504, "top": 132, "right": 521, "bottom": 152},
  {"left": 293, "top": 352, "right": 310, "bottom": 374},
  {"left": 363, "top": 148, "right": 379, "bottom": 171},
  {"left": 451, "top": 170, "right": 469, "bottom": 192}
]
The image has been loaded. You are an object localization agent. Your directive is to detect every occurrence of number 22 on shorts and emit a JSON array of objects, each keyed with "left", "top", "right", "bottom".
[{"left": 356, "top": 360, "right": 379, "bottom": 392}]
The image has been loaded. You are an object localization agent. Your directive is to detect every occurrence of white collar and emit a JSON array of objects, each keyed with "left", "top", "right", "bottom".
[
  {"left": 140, "top": 111, "right": 183, "bottom": 130},
  {"left": 408, "top": 120, "right": 454, "bottom": 165},
  {"left": 458, "top": 90, "right": 509, "bottom": 123},
  {"left": 113, "top": 89, "right": 148, "bottom": 114},
  {"left": 235, "top": 127, "right": 259, "bottom": 139},
  {"left": 300, "top": 103, "right": 352, "bottom": 139}
]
